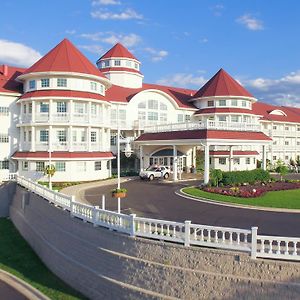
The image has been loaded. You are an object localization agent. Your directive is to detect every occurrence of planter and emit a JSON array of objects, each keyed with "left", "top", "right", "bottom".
[{"left": 112, "top": 192, "right": 127, "bottom": 198}]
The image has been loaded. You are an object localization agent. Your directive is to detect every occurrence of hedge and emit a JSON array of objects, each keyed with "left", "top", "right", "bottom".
[{"left": 220, "top": 169, "right": 270, "bottom": 186}]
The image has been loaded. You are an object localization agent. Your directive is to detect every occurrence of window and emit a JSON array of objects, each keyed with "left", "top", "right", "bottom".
[
  {"left": 0, "top": 134, "right": 9, "bottom": 143},
  {"left": 0, "top": 160, "right": 9, "bottom": 169},
  {"left": 233, "top": 158, "right": 240, "bottom": 165},
  {"left": 40, "top": 102, "right": 49, "bottom": 113},
  {"left": 273, "top": 156, "right": 277, "bottom": 161},
  {"left": 219, "top": 157, "right": 226, "bottom": 165},
  {"left": 177, "top": 114, "right": 184, "bottom": 122},
  {"left": 57, "top": 102, "right": 67, "bottom": 113},
  {"left": 126, "top": 60, "right": 131, "bottom": 67},
  {"left": 273, "top": 126, "right": 277, "bottom": 130},
  {"left": 90, "top": 82, "right": 97, "bottom": 91},
  {"left": 28, "top": 103, "right": 32, "bottom": 114},
  {"left": 91, "top": 103, "right": 97, "bottom": 115},
  {"left": 273, "top": 141, "right": 277, "bottom": 145},
  {"left": 29, "top": 80, "right": 35, "bottom": 89},
  {"left": 0, "top": 107, "right": 9, "bottom": 116},
  {"left": 148, "top": 112, "right": 158, "bottom": 121},
  {"left": 72, "top": 131, "right": 77, "bottom": 142},
  {"left": 107, "top": 160, "right": 110, "bottom": 169},
  {"left": 114, "top": 60, "right": 121, "bottom": 66},
  {"left": 231, "top": 115, "right": 239, "bottom": 122},
  {"left": 76, "top": 161, "right": 86, "bottom": 172},
  {"left": 138, "top": 101, "right": 146, "bottom": 109},
  {"left": 148, "top": 100, "right": 158, "bottom": 110},
  {"left": 185, "top": 115, "right": 191, "bottom": 121},
  {"left": 110, "top": 135, "right": 116, "bottom": 146},
  {"left": 22, "top": 161, "right": 28, "bottom": 171},
  {"left": 297, "top": 141, "right": 300, "bottom": 146},
  {"left": 95, "top": 161, "right": 102, "bottom": 171},
  {"left": 36, "top": 162, "right": 45, "bottom": 172},
  {"left": 39, "top": 130, "right": 49, "bottom": 142},
  {"left": 80, "top": 130, "right": 86, "bottom": 142},
  {"left": 41, "top": 78, "right": 50, "bottom": 87},
  {"left": 57, "top": 130, "right": 67, "bottom": 142},
  {"left": 160, "top": 103, "right": 167, "bottom": 110},
  {"left": 100, "top": 85, "right": 104, "bottom": 94},
  {"left": 231, "top": 100, "right": 238, "bottom": 106},
  {"left": 160, "top": 113, "right": 167, "bottom": 122},
  {"left": 218, "top": 116, "right": 227, "bottom": 122},
  {"left": 219, "top": 100, "right": 226, "bottom": 106},
  {"left": 138, "top": 111, "right": 146, "bottom": 120},
  {"left": 57, "top": 78, "right": 67, "bottom": 87},
  {"left": 246, "top": 158, "right": 251, "bottom": 165},
  {"left": 242, "top": 101, "right": 247, "bottom": 107},
  {"left": 103, "top": 60, "right": 110, "bottom": 67},
  {"left": 285, "top": 156, "right": 289, "bottom": 160},
  {"left": 285, "top": 126, "right": 289, "bottom": 131},
  {"left": 285, "top": 141, "right": 289, "bottom": 145},
  {"left": 74, "top": 103, "right": 85, "bottom": 114},
  {"left": 91, "top": 131, "right": 97, "bottom": 142},
  {"left": 207, "top": 100, "right": 214, "bottom": 107},
  {"left": 253, "top": 158, "right": 256, "bottom": 164},
  {"left": 23, "top": 104, "right": 26, "bottom": 114},
  {"left": 28, "top": 131, "right": 32, "bottom": 142},
  {"left": 55, "top": 162, "right": 66, "bottom": 172},
  {"left": 134, "top": 63, "right": 138, "bottom": 69}
]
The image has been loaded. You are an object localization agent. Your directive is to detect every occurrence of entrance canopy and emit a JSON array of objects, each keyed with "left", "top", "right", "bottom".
[{"left": 152, "top": 149, "right": 185, "bottom": 157}]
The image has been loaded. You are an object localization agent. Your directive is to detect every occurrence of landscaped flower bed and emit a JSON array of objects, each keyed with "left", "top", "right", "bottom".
[{"left": 203, "top": 181, "right": 300, "bottom": 198}]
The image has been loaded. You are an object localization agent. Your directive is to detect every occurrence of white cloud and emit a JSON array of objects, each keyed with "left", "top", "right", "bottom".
[
  {"left": 79, "top": 44, "right": 104, "bottom": 54},
  {"left": 236, "top": 14, "right": 264, "bottom": 31},
  {"left": 0, "top": 39, "right": 41, "bottom": 67},
  {"left": 211, "top": 4, "right": 224, "bottom": 16},
  {"left": 65, "top": 29, "right": 76, "bottom": 35},
  {"left": 91, "top": 8, "right": 143, "bottom": 20},
  {"left": 157, "top": 73, "right": 207, "bottom": 88},
  {"left": 80, "top": 32, "right": 141, "bottom": 47},
  {"left": 144, "top": 47, "right": 168, "bottom": 62},
  {"left": 199, "top": 38, "right": 208, "bottom": 43},
  {"left": 92, "top": 0, "right": 121, "bottom": 5}
]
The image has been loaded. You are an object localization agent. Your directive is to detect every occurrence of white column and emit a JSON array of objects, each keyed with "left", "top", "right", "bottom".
[
  {"left": 19, "top": 127, "right": 24, "bottom": 151},
  {"left": 88, "top": 101, "right": 91, "bottom": 124},
  {"left": 173, "top": 145, "right": 178, "bottom": 182},
  {"left": 101, "top": 103, "right": 105, "bottom": 125},
  {"left": 101, "top": 128, "right": 105, "bottom": 151},
  {"left": 139, "top": 146, "right": 143, "bottom": 171},
  {"left": 31, "top": 126, "right": 35, "bottom": 152},
  {"left": 87, "top": 127, "right": 91, "bottom": 152},
  {"left": 69, "top": 126, "right": 73, "bottom": 152},
  {"left": 31, "top": 101, "right": 36, "bottom": 123},
  {"left": 49, "top": 99, "right": 53, "bottom": 122},
  {"left": 49, "top": 125, "right": 53, "bottom": 152},
  {"left": 69, "top": 100, "right": 73, "bottom": 123},
  {"left": 204, "top": 144, "right": 210, "bottom": 184},
  {"left": 229, "top": 146, "right": 233, "bottom": 172},
  {"left": 262, "top": 145, "right": 267, "bottom": 170}
]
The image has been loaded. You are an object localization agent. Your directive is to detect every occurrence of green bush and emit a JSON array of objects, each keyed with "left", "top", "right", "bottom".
[
  {"left": 221, "top": 169, "right": 270, "bottom": 186},
  {"left": 210, "top": 169, "right": 223, "bottom": 187}
]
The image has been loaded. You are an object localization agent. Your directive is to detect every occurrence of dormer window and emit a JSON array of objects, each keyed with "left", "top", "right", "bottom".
[
  {"left": 269, "top": 109, "right": 287, "bottom": 116},
  {"left": 134, "top": 63, "right": 139, "bottom": 69},
  {"left": 90, "top": 82, "right": 97, "bottom": 91},
  {"left": 207, "top": 100, "right": 214, "bottom": 107},
  {"left": 41, "top": 78, "right": 49, "bottom": 88},
  {"left": 219, "top": 100, "right": 226, "bottom": 106},
  {"left": 114, "top": 60, "right": 121, "bottom": 66},
  {"left": 29, "top": 80, "right": 35, "bottom": 90},
  {"left": 103, "top": 60, "right": 110, "bottom": 67},
  {"left": 231, "top": 99, "right": 238, "bottom": 106}
]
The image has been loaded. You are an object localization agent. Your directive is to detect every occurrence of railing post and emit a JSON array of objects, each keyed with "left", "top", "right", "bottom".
[
  {"left": 102, "top": 194, "right": 106, "bottom": 210},
  {"left": 184, "top": 220, "right": 191, "bottom": 247},
  {"left": 93, "top": 206, "right": 99, "bottom": 227},
  {"left": 130, "top": 214, "right": 136, "bottom": 237},
  {"left": 251, "top": 226, "right": 258, "bottom": 259},
  {"left": 70, "top": 195, "right": 75, "bottom": 218}
]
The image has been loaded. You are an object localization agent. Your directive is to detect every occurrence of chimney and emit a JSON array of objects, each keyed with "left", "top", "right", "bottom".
[{"left": 2, "top": 65, "right": 8, "bottom": 76}]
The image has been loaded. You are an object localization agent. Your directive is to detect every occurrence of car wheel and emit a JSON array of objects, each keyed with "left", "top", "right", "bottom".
[
  {"left": 164, "top": 173, "right": 169, "bottom": 179},
  {"left": 149, "top": 174, "right": 154, "bottom": 181},
  {"left": 140, "top": 176, "right": 144, "bottom": 180}
]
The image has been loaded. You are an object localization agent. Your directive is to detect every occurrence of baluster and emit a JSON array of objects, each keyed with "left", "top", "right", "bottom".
[
  {"left": 194, "top": 229, "right": 197, "bottom": 240},
  {"left": 285, "top": 241, "right": 289, "bottom": 255},
  {"left": 215, "top": 230, "right": 218, "bottom": 243},
  {"left": 244, "top": 233, "right": 248, "bottom": 244},
  {"left": 160, "top": 224, "right": 164, "bottom": 236},
  {"left": 142, "top": 221, "right": 145, "bottom": 233},
  {"left": 207, "top": 230, "right": 211, "bottom": 242},
  {"left": 261, "top": 239, "right": 265, "bottom": 253},
  {"left": 154, "top": 223, "right": 158, "bottom": 235},
  {"left": 237, "top": 233, "right": 240, "bottom": 245},
  {"left": 269, "top": 240, "right": 273, "bottom": 254},
  {"left": 276, "top": 240, "right": 281, "bottom": 255},
  {"left": 166, "top": 225, "right": 170, "bottom": 237},
  {"left": 173, "top": 226, "right": 176, "bottom": 238},
  {"left": 293, "top": 242, "right": 297, "bottom": 256},
  {"left": 229, "top": 232, "right": 233, "bottom": 244},
  {"left": 200, "top": 229, "right": 204, "bottom": 241},
  {"left": 222, "top": 231, "right": 225, "bottom": 243}
]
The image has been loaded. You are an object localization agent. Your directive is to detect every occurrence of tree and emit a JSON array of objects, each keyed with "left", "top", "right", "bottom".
[
  {"left": 290, "top": 158, "right": 296, "bottom": 173},
  {"left": 210, "top": 169, "right": 223, "bottom": 187},
  {"left": 275, "top": 159, "right": 288, "bottom": 181},
  {"left": 296, "top": 156, "right": 300, "bottom": 173}
]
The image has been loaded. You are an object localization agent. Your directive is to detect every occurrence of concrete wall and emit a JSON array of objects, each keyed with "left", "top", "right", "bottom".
[
  {"left": 0, "top": 182, "right": 16, "bottom": 217},
  {"left": 9, "top": 185, "right": 300, "bottom": 299}
]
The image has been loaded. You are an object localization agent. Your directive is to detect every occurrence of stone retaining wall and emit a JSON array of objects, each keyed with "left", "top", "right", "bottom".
[{"left": 9, "top": 185, "right": 300, "bottom": 299}]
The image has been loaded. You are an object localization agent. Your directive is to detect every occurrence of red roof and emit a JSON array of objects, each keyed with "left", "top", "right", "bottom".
[
  {"left": 98, "top": 43, "right": 138, "bottom": 61},
  {"left": 20, "top": 89, "right": 106, "bottom": 101},
  {"left": 210, "top": 150, "right": 259, "bottom": 156},
  {"left": 193, "top": 68, "right": 254, "bottom": 99},
  {"left": 12, "top": 151, "right": 114, "bottom": 159},
  {"left": 252, "top": 102, "right": 300, "bottom": 123},
  {"left": 106, "top": 83, "right": 196, "bottom": 109},
  {"left": 0, "top": 65, "right": 25, "bottom": 94},
  {"left": 195, "top": 107, "right": 260, "bottom": 115},
  {"left": 22, "top": 39, "right": 106, "bottom": 78},
  {"left": 100, "top": 67, "right": 142, "bottom": 75},
  {"left": 135, "top": 129, "right": 271, "bottom": 142}
]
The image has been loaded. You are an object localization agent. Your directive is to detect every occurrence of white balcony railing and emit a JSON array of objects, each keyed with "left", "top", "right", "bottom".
[{"left": 144, "top": 120, "right": 262, "bottom": 133}]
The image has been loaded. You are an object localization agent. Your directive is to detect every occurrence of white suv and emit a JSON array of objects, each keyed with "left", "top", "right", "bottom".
[{"left": 139, "top": 166, "right": 170, "bottom": 180}]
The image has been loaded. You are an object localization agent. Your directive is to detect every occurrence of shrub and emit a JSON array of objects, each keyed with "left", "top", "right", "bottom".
[
  {"left": 275, "top": 159, "right": 289, "bottom": 181},
  {"left": 210, "top": 169, "right": 223, "bottom": 187},
  {"left": 221, "top": 169, "right": 270, "bottom": 186}
]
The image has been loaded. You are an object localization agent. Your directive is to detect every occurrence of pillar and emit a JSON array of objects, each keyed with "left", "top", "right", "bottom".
[
  {"left": 204, "top": 144, "right": 210, "bottom": 184},
  {"left": 69, "top": 126, "right": 73, "bottom": 152},
  {"left": 173, "top": 145, "right": 178, "bottom": 182},
  {"left": 229, "top": 146, "right": 233, "bottom": 172},
  {"left": 139, "top": 146, "right": 143, "bottom": 171},
  {"left": 262, "top": 145, "right": 267, "bottom": 170},
  {"left": 31, "top": 126, "right": 35, "bottom": 152},
  {"left": 49, "top": 125, "right": 53, "bottom": 152},
  {"left": 87, "top": 127, "right": 91, "bottom": 152},
  {"left": 31, "top": 101, "right": 35, "bottom": 123}
]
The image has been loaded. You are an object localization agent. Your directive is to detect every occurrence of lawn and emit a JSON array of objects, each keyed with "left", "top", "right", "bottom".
[
  {"left": 0, "top": 218, "right": 86, "bottom": 300},
  {"left": 182, "top": 187, "right": 300, "bottom": 209}
]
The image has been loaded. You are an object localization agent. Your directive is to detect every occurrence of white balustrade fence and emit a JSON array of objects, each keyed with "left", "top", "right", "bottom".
[{"left": 15, "top": 175, "right": 300, "bottom": 262}]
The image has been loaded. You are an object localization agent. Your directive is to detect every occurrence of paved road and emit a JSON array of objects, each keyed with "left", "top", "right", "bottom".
[
  {"left": 84, "top": 179, "right": 300, "bottom": 237},
  {"left": 0, "top": 279, "right": 28, "bottom": 300}
]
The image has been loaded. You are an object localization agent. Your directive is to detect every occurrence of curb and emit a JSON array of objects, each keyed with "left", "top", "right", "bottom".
[
  {"left": 177, "top": 188, "right": 300, "bottom": 214},
  {"left": 0, "top": 269, "right": 50, "bottom": 300}
]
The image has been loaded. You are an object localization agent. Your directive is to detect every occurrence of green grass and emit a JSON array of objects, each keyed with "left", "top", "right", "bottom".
[
  {"left": 0, "top": 218, "right": 86, "bottom": 299},
  {"left": 182, "top": 187, "right": 300, "bottom": 209}
]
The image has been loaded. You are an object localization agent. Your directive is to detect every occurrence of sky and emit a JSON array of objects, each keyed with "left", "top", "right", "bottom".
[{"left": 1, "top": 0, "right": 300, "bottom": 107}]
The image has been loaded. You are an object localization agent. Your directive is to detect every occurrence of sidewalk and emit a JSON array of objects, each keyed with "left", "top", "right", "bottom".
[{"left": 61, "top": 177, "right": 138, "bottom": 204}]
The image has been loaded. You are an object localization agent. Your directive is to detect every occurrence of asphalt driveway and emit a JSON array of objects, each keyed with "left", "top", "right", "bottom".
[{"left": 84, "top": 179, "right": 300, "bottom": 237}]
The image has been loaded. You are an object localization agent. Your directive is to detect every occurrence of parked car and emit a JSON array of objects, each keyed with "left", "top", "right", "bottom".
[{"left": 139, "top": 166, "right": 170, "bottom": 180}]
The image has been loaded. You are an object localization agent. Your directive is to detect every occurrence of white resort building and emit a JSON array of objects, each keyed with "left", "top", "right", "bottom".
[{"left": 0, "top": 38, "right": 299, "bottom": 183}]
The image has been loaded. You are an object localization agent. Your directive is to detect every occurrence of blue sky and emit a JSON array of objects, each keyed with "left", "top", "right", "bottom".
[{"left": 1, "top": 0, "right": 300, "bottom": 107}]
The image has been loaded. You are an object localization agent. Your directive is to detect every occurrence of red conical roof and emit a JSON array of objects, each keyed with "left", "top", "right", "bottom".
[
  {"left": 98, "top": 43, "right": 138, "bottom": 61},
  {"left": 23, "top": 39, "right": 106, "bottom": 78},
  {"left": 193, "top": 68, "right": 253, "bottom": 98}
]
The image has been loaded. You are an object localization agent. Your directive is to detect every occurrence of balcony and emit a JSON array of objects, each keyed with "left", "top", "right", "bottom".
[{"left": 143, "top": 120, "right": 262, "bottom": 133}]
